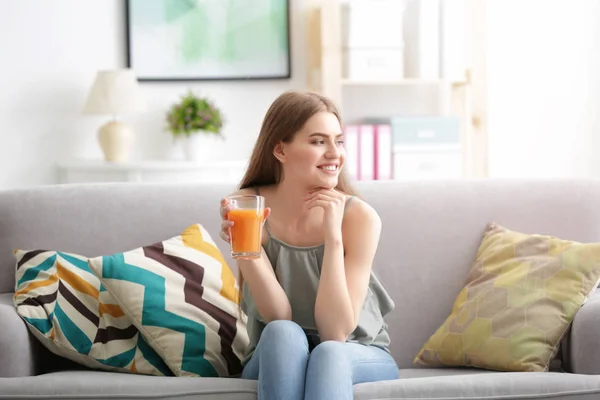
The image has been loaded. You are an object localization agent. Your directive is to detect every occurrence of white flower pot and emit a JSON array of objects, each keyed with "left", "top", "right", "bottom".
[{"left": 181, "top": 132, "right": 221, "bottom": 163}]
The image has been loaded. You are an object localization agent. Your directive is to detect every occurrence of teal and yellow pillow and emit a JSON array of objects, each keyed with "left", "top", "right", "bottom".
[
  {"left": 14, "top": 250, "right": 171, "bottom": 375},
  {"left": 87, "top": 223, "right": 250, "bottom": 377},
  {"left": 415, "top": 223, "right": 600, "bottom": 372}
]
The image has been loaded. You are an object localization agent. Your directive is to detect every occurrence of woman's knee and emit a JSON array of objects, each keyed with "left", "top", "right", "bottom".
[
  {"left": 309, "top": 341, "right": 347, "bottom": 365},
  {"left": 260, "top": 320, "right": 308, "bottom": 350}
]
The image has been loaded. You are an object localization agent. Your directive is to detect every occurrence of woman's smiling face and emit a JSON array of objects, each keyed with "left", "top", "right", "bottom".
[{"left": 276, "top": 111, "right": 345, "bottom": 189}]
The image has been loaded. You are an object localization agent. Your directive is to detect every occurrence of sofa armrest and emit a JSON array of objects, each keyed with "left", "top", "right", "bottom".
[
  {"left": 0, "top": 292, "right": 38, "bottom": 376},
  {"left": 570, "top": 289, "right": 600, "bottom": 374}
]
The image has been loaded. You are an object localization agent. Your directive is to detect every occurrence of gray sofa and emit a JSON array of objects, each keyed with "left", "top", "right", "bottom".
[{"left": 1, "top": 180, "right": 600, "bottom": 399}]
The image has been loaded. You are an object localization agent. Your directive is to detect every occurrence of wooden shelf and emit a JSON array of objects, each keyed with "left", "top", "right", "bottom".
[
  {"left": 305, "top": 0, "right": 486, "bottom": 178},
  {"left": 341, "top": 78, "right": 468, "bottom": 87}
]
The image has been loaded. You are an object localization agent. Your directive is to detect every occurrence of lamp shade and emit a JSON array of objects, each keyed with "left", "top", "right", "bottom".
[{"left": 82, "top": 69, "right": 146, "bottom": 115}]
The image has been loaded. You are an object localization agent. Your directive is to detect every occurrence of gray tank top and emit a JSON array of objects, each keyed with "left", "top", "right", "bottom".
[{"left": 240, "top": 187, "right": 395, "bottom": 364}]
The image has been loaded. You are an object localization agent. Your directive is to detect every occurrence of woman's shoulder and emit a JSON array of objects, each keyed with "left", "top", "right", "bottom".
[{"left": 343, "top": 195, "right": 381, "bottom": 229}]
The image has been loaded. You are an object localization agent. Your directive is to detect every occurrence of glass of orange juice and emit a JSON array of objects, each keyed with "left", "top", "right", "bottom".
[{"left": 226, "top": 195, "right": 265, "bottom": 260}]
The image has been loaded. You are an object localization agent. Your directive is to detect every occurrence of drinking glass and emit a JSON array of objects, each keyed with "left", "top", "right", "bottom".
[{"left": 226, "top": 195, "right": 265, "bottom": 259}]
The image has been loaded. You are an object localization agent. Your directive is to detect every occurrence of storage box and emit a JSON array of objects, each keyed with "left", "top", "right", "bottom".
[
  {"left": 390, "top": 116, "right": 460, "bottom": 146},
  {"left": 341, "top": 0, "right": 406, "bottom": 49},
  {"left": 343, "top": 48, "right": 404, "bottom": 81},
  {"left": 393, "top": 149, "right": 462, "bottom": 180}
]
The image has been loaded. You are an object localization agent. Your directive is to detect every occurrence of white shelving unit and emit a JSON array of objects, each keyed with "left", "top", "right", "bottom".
[
  {"left": 56, "top": 159, "right": 248, "bottom": 185},
  {"left": 305, "top": 0, "right": 487, "bottom": 179},
  {"left": 341, "top": 79, "right": 467, "bottom": 86}
]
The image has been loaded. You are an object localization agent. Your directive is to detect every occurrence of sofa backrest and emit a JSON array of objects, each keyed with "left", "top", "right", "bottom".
[{"left": 2, "top": 180, "right": 600, "bottom": 369}]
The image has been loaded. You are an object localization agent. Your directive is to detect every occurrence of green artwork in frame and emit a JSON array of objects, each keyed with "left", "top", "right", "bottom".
[{"left": 126, "top": 0, "right": 291, "bottom": 81}]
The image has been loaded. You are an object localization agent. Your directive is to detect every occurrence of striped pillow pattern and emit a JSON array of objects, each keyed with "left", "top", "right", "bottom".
[
  {"left": 87, "top": 223, "right": 250, "bottom": 377},
  {"left": 13, "top": 250, "right": 172, "bottom": 376}
]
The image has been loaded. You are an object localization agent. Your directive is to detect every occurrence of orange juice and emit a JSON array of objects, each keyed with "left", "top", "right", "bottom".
[{"left": 227, "top": 208, "right": 263, "bottom": 259}]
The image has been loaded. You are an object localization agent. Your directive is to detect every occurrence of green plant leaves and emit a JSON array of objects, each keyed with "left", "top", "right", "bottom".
[{"left": 166, "top": 91, "right": 224, "bottom": 137}]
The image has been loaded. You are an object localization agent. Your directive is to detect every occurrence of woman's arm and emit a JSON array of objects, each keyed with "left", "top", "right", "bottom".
[
  {"left": 309, "top": 192, "right": 382, "bottom": 342},
  {"left": 237, "top": 247, "right": 292, "bottom": 322},
  {"left": 221, "top": 188, "right": 292, "bottom": 322}
]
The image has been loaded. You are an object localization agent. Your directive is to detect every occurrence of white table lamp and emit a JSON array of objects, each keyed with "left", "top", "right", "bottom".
[{"left": 82, "top": 69, "right": 146, "bottom": 162}]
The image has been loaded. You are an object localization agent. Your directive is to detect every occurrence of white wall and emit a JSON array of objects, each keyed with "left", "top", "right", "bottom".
[
  {"left": 2, "top": 0, "right": 600, "bottom": 188},
  {"left": 486, "top": 0, "right": 600, "bottom": 178},
  {"left": 0, "top": 0, "right": 307, "bottom": 189}
]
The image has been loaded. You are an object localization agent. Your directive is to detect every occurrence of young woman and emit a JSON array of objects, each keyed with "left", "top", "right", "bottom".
[{"left": 219, "top": 90, "right": 398, "bottom": 399}]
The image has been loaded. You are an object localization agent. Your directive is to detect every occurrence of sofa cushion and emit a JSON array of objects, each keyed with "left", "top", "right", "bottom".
[
  {"left": 0, "top": 370, "right": 257, "bottom": 400},
  {"left": 2, "top": 369, "right": 599, "bottom": 400},
  {"left": 13, "top": 250, "right": 172, "bottom": 376},
  {"left": 414, "top": 222, "right": 600, "bottom": 372},
  {"left": 87, "top": 223, "right": 249, "bottom": 378},
  {"left": 355, "top": 369, "right": 600, "bottom": 399}
]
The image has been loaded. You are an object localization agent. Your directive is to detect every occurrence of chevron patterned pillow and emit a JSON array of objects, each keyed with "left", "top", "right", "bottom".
[
  {"left": 87, "top": 223, "right": 250, "bottom": 378},
  {"left": 13, "top": 250, "right": 172, "bottom": 376}
]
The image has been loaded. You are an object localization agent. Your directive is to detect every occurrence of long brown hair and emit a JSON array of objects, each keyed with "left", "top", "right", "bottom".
[
  {"left": 235, "top": 90, "right": 358, "bottom": 314},
  {"left": 238, "top": 90, "right": 357, "bottom": 195}
]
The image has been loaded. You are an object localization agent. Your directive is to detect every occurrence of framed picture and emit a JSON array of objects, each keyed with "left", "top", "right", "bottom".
[{"left": 125, "top": 0, "right": 291, "bottom": 81}]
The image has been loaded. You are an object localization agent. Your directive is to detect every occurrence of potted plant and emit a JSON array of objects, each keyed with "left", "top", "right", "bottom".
[{"left": 166, "top": 91, "right": 224, "bottom": 161}]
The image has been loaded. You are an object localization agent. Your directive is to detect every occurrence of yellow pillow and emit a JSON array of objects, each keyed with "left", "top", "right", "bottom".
[{"left": 414, "top": 222, "right": 600, "bottom": 372}]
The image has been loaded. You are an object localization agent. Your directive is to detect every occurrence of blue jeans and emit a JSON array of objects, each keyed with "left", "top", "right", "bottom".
[{"left": 241, "top": 320, "right": 399, "bottom": 400}]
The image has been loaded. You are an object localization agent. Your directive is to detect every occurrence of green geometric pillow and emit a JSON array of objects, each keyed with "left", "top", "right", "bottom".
[
  {"left": 13, "top": 250, "right": 172, "bottom": 376},
  {"left": 87, "top": 223, "right": 249, "bottom": 377},
  {"left": 414, "top": 222, "right": 600, "bottom": 372}
]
